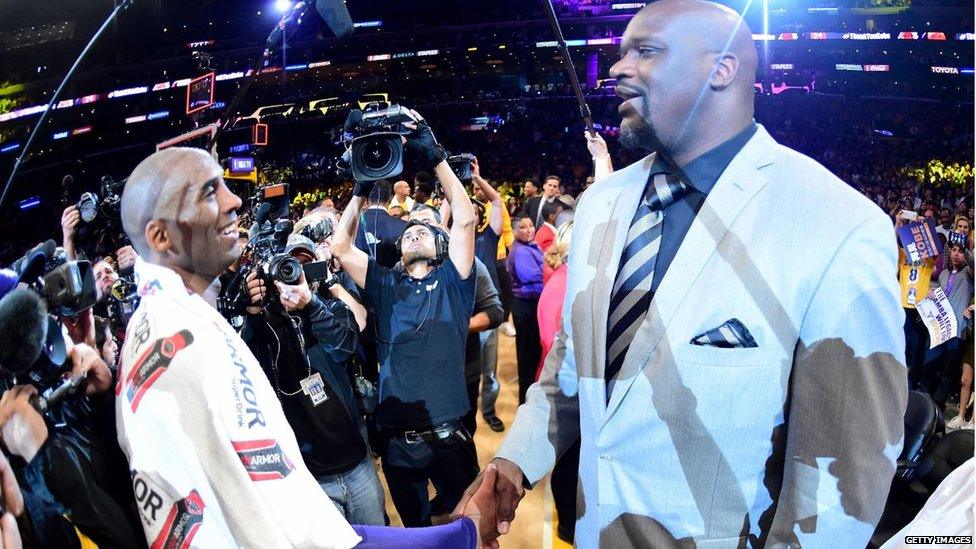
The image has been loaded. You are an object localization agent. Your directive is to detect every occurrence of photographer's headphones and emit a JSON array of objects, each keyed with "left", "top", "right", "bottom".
[{"left": 395, "top": 221, "right": 449, "bottom": 265}]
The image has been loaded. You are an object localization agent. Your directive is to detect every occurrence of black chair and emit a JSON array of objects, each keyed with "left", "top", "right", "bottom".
[
  {"left": 897, "top": 390, "right": 945, "bottom": 479},
  {"left": 870, "top": 391, "right": 954, "bottom": 547}
]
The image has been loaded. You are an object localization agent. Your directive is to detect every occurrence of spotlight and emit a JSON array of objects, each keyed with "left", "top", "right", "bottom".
[{"left": 275, "top": 0, "right": 292, "bottom": 12}]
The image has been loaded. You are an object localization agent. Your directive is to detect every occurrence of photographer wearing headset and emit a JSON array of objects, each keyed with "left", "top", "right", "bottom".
[{"left": 331, "top": 109, "right": 479, "bottom": 527}]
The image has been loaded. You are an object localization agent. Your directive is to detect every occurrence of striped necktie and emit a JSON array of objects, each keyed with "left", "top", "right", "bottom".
[{"left": 605, "top": 171, "right": 687, "bottom": 389}]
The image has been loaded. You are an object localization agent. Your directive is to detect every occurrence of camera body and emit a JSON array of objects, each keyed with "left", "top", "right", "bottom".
[
  {"left": 218, "top": 185, "right": 302, "bottom": 318},
  {"left": 340, "top": 102, "right": 420, "bottom": 182},
  {"left": 76, "top": 176, "right": 129, "bottom": 257},
  {"left": 447, "top": 153, "right": 476, "bottom": 182},
  {"left": 12, "top": 240, "right": 96, "bottom": 318}
]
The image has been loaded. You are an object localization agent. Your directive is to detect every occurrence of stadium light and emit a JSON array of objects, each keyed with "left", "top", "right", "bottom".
[{"left": 275, "top": 0, "right": 293, "bottom": 13}]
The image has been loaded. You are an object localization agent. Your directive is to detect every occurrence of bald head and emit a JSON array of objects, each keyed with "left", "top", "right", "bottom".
[
  {"left": 649, "top": 0, "right": 758, "bottom": 96},
  {"left": 122, "top": 148, "right": 220, "bottom": 255},
  {"left": 122, "top": 147, "right": 242, "bottom": 281},
  {"left": 611, "top": 0, "right": 758, "bottom": 163}
]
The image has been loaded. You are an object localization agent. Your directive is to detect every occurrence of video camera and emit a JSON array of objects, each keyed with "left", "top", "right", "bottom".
[
  {"left": 76, "top": 175, "right": 129, "bottom": 257},
  {"left": 0, "top": 241, "right": 98, "bottom": 416},
  {"left": 339, "top": 102, "right": 419, "bottom": 182},
  {"left": 12, "top": 240, "right": 96, "bottom": 318}
]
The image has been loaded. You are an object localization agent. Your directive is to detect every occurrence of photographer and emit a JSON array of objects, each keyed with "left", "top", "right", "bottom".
[
  {"left": 331, "top": 109, "right": 480, "bottom": 527},
  {"left": 0, "top": 292, "right": 141, "bottom": 546},
  {"left": 240, "top": 232, "right": 384, "bottom": 526}
]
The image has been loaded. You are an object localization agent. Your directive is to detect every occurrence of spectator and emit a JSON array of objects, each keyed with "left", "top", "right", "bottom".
[
  {"left": 534, "top": 201, "right": 561, "bottom": 254},
  {"left": 506, "top": 216, "right": 544, "bottom": 404},
  {"left": 470, "top": 159, "right": 507, "bottom": 432},
  {"left": 924, "top": 242, "right": 974, "bottom": 409},
  {"left": 389, "top": 180, "right": 415, "bottom": 213}
]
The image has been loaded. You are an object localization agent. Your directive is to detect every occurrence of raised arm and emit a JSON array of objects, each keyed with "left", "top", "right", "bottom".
[
  {"left": 471, "top": 158, "right": 503, "bottom": 236},
  {"left": 436, "top": 161, "right": 476, "bottom": 278},
  {"left": 331, "top": 191, "right": 370, "bottom": 289},
  {"left": 403, "top": 109, "right": 476, "bottom": 279},
  {"left": 585, "top": 130, "right": 614, "bottom": 181}
]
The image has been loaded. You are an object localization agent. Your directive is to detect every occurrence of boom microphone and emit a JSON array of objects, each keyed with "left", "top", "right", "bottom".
[
  {"left": 315, "top": 0, "right": 354, "bottom": 39},
  {"left": 0, "top": 289, "right": 48, "bottom": 375}
]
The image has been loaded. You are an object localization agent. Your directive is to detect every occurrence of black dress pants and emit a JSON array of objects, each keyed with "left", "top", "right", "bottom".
[{"left": 512, "top": 297, "right": 541, "bottom": 404}]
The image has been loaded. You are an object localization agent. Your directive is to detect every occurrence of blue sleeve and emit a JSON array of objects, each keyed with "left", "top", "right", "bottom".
[
  {"left": 362, "top": 257, "right": 396, "bottom": 312},
  {"left": 441, "top": 259, "right": 477, "bottom": 318},
  {"left": 352, "top": 517, "right": 476, "bottom": 548}
]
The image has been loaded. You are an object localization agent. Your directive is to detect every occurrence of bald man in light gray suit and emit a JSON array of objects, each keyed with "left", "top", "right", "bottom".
[{"left": 456, "top": 2, "right": 907, "bottom": 547}]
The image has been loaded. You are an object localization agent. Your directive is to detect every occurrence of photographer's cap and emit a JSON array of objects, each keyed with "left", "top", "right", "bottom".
[{"left": 285, "top": 234, "right": 317, "bottom": 258}]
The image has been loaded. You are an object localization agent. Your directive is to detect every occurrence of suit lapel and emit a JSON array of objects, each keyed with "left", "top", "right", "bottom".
[{"left": 604, "top": 127, "right": 778, "bottom": 420}]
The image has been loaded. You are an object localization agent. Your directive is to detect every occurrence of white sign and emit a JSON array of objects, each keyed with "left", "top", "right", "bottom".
[{"left": 916, "top": 287, "right": 958, "bottom": 349}]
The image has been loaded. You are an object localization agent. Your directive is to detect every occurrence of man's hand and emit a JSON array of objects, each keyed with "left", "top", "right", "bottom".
[
  {"left": 585, "top": 130, "right": 609, "bottom": 160},
  {"left": 403, "top": 110, "right": 448, "bottom": 170},
  {"left": 274, "top": 273, "right": 312, "bottom": 312},
  {"left": 0, "top": 386, "right": 48, "bottom": 463},
  {"left": 964, "top": 304, "right": 974, "bottom": 320},
  {"left": 452, "top": 458, "right": 526, "bottom": 546},
  {"left": 245, "top": 271, "right": 266, "bottom": 315},
  {"left": 471, "top": 156, "right": 484, "bottom": 182},
  {"left": 60, "top": 205, "right": 80, "bottom": 242},
  {"left": 68, "top": 344, "right": 113, "bottom": 396},
  {"left": 0, "top": 452, "right": 24, "bottom": 520},
  {"left": 0, "top": 512, "right": 20, "bottom": 549},
  {"left": 115, "top": 245, "right": 138, "bottom": 271},
  {"left": 455, "top": 463, "right": 501, "bottom": 549}
]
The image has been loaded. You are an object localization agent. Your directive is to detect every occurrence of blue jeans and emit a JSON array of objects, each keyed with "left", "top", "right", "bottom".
[
  {"left": 317, "top": 455, "right": 386, "bottom": 526},
  {"left": 479, "top": 329, "right": 500, "bottom": 419}
]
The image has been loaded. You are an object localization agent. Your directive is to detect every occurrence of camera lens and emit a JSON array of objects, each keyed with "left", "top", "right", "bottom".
[
  {"left": 78, "top": 194, "right": 98, "bottom": 223},
  {"left": 351, "top": 133, "right": 404, "bottom": 181},
  {"left": 363, "top": 140, "right": 394, "bottom": 171},
  {"left": 270, "top": 255, "right": 303, "bottom": 285}
]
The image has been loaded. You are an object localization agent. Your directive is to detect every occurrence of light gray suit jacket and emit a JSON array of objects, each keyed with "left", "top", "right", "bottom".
[{"left": 496, "top": 125, "right": 907, "bottom": 548}]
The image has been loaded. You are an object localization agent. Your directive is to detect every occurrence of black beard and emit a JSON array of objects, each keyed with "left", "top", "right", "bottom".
[{"left": 618, "top": 98, "right": 663, "bottom": 153}]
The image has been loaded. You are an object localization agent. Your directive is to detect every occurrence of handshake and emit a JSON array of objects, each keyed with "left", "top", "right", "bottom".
[{"left": 453, "top": 458, "right": 527, "bottom": 548}]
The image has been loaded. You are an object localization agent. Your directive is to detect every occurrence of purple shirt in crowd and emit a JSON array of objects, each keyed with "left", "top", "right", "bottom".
[{"left": 507, "top": 239, "right": 545, "bottom": 300}]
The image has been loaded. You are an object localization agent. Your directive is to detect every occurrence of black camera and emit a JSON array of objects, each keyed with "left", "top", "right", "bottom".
[
  {"left": 340, "top": 102, "right": 420, "bottom": 182},
  {"left": 218, "top": 185, "right": 303, "bottom": 318},
  {"left": 76, "top": 176, "right": 129, "bottom": 258},
  {"left": 106, "top": 277, "right": 139, "bottom": 332},
  {"left": 447, "top": 153, "right": 476, "bottom": 182},
  {"left": 11, "top": 240, "right": 96, "bottom": 317},
  {"left": 300, "top": 217, "right": 334, "bottom": 244}
]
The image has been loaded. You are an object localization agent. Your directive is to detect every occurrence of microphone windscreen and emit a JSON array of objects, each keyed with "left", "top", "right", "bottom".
[
  {"left": 254, "top": 202, "right": 273, "bottom": 225},
  {"left": 62, "top": 175, "right": 74, "bottom": 186},
  {"left": 0, "top": 289, "right": 48, "bottom": 375},
  {"left": 315, "top": 0, "right": 354, "bottom": 38}
]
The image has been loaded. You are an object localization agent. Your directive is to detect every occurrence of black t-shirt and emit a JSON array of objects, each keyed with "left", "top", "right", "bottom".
[
  {"left": 475, "top": 227, "right": 501, "bottom": 292},
  {"left": 263, "top": 306, "right": 366, "bottom": 476},
  {"left": 363, "top": 257, "right": 476, "bottom": 429}
]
